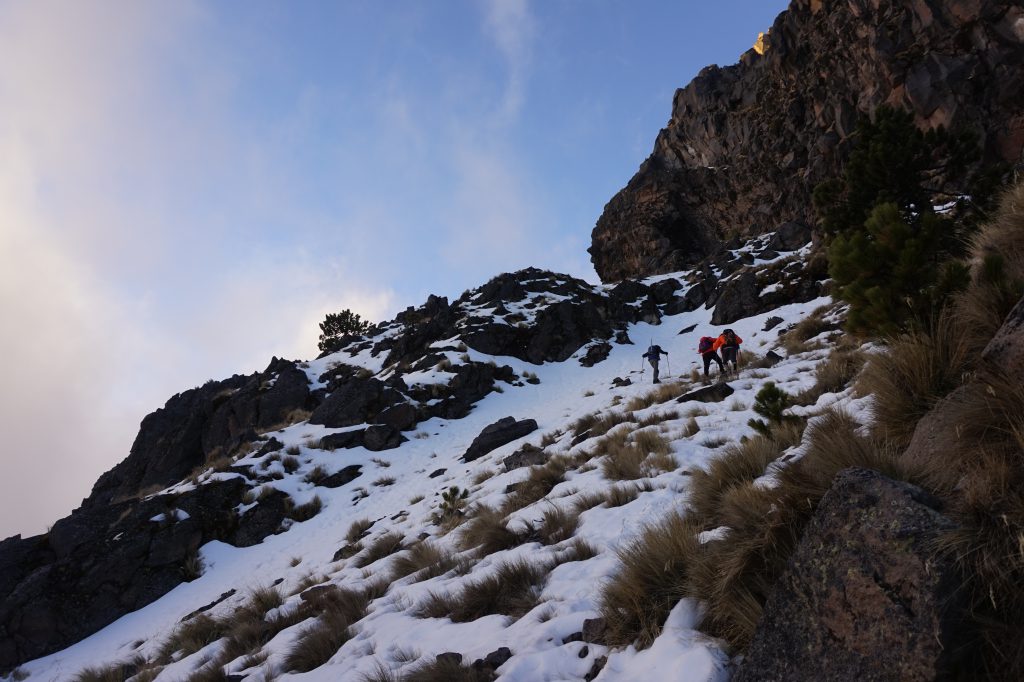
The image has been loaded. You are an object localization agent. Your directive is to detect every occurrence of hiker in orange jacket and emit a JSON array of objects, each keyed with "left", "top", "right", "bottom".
[{"left": 712, "top": 329, "right": 743, "bottom": 373}]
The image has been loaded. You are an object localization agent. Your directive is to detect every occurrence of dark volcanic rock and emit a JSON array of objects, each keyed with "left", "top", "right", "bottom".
[
  {"left": 589, "top": 0, "right": 1024, "bottom": 281},
  {"left": 309, "top": 378, "right": 402, "bottom": 428},
  {"left": 318, "top": 465, "right": 363, "bottom": 489},
  {"left": 318, "top": 430, "right": 365, "bottom": 451},
  {"left": 736, "top": 468, "right": 963, "bottom": 682},
  {"left": 230, "top": 488, "right": 290, "bottom": 548},
  {"left": 676, "top": 382, "right": 735, "bottom": 404},
  {"left": 0, "top": 478, "right": 258, "bottom": 670},
  {"left": 579, "top": 342, "right": 612, "bottom": 367},
  {"left": 463, "top": 417, "right": 539, "bottom": 462},
  {"left": 503, "top": 444, "right": 548, "bottom": 471},
  {"left": 363, "top": 425, "right": 406, "bottom": 452},
  {"left": 86, "top": 357, "right": 316, "bottom": 508}
]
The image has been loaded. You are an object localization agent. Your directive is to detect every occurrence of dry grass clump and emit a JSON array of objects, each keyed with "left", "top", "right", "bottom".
[
  {"left": 796, "top": 347, "right": 866, "bottom": 405},
  {"left": 391, "top": 540, "right": 457, "bottom": 582},
  {"left": 779, "top": 305, "right": 834, "bottom": 354},
  {"left": 71, "top": 663, "right": 135, "bottom": 682},
  {"left": 346, "top": 518, "right": 374, "bottom": 543},
  {"left": 502, "top": 457, "right": 568, "bottom": 511},
  {"left": 537, "top": 505, "right": 580, "bottom": 545},
  {"left": 283, "top": 585, "right": 375, "bottom": 673},
  {"left": 625, "top": 381, "right": 689, "bottom": 411},
  {"left": 637, "top": 410, "right": 680, "bottom": 428},
  {"left": 599, "top": 513, "right": 701, "bottom": 648},
  {"left": 287, "top": 495, "right": 323, "bottom": 522},
  {"left": 157, "top": 613, "right": 226, "bottom": 661},
  {"left": 458, "top": 505, "right": 522, "bottom": 555},
  {"left": 374, "top": 476, "right": 397, "bottom": 487},
  {"left": 416, "top": 558, "right": 550, "bottom": 622},
  {"left": 281, "top": 455, "right": 301, "bottom": 473},
  {"left": 354, "top": 531, "right": 406, "bottom": 568},
  {"left": 856, "top": 311, "right": 972, "bottom": 450},
  {"left": 599, "top": 429, "right": 676, "bottom": 481},
  {"left": 472, "top": 468, "right": 497, "bottom": 485},
  {"left": 400, "top": 657, "right": 496, "bottom": 681},
  {"left": 554, "top": 537, "right": 599, "bottom": 565},
  {"left": 304, "top": 465, "right": 328, "bottom": 485}
]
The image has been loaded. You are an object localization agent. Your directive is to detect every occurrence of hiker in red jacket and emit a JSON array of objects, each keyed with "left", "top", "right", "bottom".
[
  {"left": 712, "top": 329, "right": 743, "bottom": 373},
  {"left": 697, "top": 335, "right": 724, "bottom": 379}
]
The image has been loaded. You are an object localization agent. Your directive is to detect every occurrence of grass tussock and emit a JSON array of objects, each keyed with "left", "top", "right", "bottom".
[
  {"left": 599, "top": 429, "right": 676, "bottom": 481},
  {"left": 391, "top": 540, "right": 457, "bottom": 582},
  {"left": 458, "top": 505, "right": 522, "bottom": 555},
  {"left": 401, "top": 657, "right": 496, "bottom": 682},
  {"left": 283, "top": 585, "right": 375, "bottom": 673},
  {"left": 856, "top": 311, "right": 972, "bottom": 450},
  {"left": 599, "top": 513, "right": 701, "bottom": 648},
  {"left": 287, "top": 495, "right": 323, "bottom": 522},
  {"left": 346, "top": 518, "right": 374, "bottom": 543},
  {"left": 416, "top": 558, "right": 550, "bottom": 622},
  {"left": 796, "top": 347, "right": 866, "bottom": 405},
  {"left": 354, "top": 531, "right": 406, "bottom": 568},
  {"left": 537, "top": 505, "right": 580, "bottom": 545},
  {"left": 625, "top": 381, "right": 690, "bottom": 411},
  {"left": 502, "top": 456, "right": 568, "bottom": 512},
  {"left": 71, "top": 663, "right": 134, "bottom": 682}
]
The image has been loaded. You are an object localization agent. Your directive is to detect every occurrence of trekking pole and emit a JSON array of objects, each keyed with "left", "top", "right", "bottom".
[{"left": 666, "top": 356, "right": 672, "bottom": 378}]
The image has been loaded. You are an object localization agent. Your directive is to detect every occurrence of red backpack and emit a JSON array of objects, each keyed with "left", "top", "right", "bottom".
[{"left": 698, "top": 336, "right": 714, "bottom": 354}]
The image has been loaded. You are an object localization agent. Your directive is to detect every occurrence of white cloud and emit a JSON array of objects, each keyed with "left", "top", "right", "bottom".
[{"left": 482, "top": 0, "right": 535, "bottom": 121}]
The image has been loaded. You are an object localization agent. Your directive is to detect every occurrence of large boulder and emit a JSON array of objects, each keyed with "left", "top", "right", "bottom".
[
  {"left": 463, "top": 417, "right": 539, "bottom": 463},
  {"left": 736, "top": 468, "right": 963, "bottom": 682},
  {"left": 676, "top": 382, "right": 734, "bottom": 404}
]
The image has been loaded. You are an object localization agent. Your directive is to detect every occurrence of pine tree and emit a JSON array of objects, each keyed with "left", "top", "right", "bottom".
[
  {"left": 318, "top": 309, "right": 371, "bottom": 353},
  {"left": 814, "top": 106, "right": 989, "bottom": 335}
]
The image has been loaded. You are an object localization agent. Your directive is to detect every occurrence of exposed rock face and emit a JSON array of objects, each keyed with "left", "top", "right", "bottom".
[
  {"left": 463, "top": 417, "right": 539, "bottom": 462},
  {"left": 86, "top": 357, "right": 316, "bottom": 508},
  {"left": 0, "top": 478, "right": 285, "bottom": 670},
  {"left": 590, "top": 0, "right": 1024, "bottom": 281},
  {"left": 736, "top": 468, "right": 963, "bottom": 682}
]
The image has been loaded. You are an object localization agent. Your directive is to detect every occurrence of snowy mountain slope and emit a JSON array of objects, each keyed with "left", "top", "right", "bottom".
[{"left": 8, "top": 239, "right": 863, "bottom": 682}]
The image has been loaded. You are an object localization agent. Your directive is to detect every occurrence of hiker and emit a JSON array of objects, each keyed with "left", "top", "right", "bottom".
[
  {"left": 713, "top": 329, "right": 743, "bottom": 373},
  {"left": 642, "top": 344, "right": 669, "bottom": 384},
  {"left": 697, "top": 335, "right": 724, "bottom": 379}
]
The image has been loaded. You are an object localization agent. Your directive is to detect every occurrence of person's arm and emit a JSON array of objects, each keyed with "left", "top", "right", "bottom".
[
  {"left": 712, "top": 337, "right": 724, "bottom": 351},
  {"left": 735, "top": 335, "right": 743, "bottom": 345}
]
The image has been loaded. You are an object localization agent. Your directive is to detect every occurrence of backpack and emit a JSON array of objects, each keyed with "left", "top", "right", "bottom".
[
  {"left": 698, "top": 337, "right": 713, "bottom": 354},
  {"left": 646, "top": 345, "right": 663, "bottom": 358}
]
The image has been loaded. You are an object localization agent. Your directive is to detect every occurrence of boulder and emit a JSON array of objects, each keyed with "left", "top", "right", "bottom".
[
  {"left": 767, "top": 221, "right": 812, "bottom": 251},
  {"left": 363, "top": 425, "right": 406, "bottom": 452},
  {"left": 463, "top": 417, "right": 539, "bottom": 462},
  {"left": 735, "top": 468, "right": 963, "bottom": 682},
  {"left": 231, "top": 488, "right": 290, "bottom": 547},
  {"left": 318, "top": 465, "right": 363, "bottom": 489},
  {"left": 318, "top": 430, "right": 365, "bottom": 451},
  {"left": 579, "top": 342, "right": 612, "bottom": 367},
  {"left": 378, "top": 402, "right": 419, "bottom": 431},
  {"left": 710, "top": 271, "right": 759, "bottom": 325},
  {"left": 676, "top": 383, "right": 734, "bottom": 404},
  {"left": 503, "top": 444, "right": 548, "bottom": 471}
]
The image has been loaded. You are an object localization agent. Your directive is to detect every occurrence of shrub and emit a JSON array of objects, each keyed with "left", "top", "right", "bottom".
[
  {"left": 432, "top": 486, "right": 469, "bottom": 527},
  {"left": 796, "top": 347, "right": 866, "bottom": 405},
  {"left": 747, "top": 382, "right": 799, "bottom": 436}
]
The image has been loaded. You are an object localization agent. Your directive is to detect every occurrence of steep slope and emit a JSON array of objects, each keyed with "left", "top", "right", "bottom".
[
  {"left": 589, "top": 0, "right": 1024, "bottom": 281},
  {"left": 3, "top": 232, "right": 849, "bottom": 681}
]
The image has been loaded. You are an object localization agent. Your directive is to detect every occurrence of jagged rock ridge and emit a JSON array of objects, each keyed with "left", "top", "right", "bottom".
[{"left": 590, "top": 0, "right": 1024, "bottom": 281}]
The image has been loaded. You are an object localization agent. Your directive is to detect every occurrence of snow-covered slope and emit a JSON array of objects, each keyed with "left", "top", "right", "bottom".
[{"left": 11, "top": 245, "right": 863, "bottom": 682}]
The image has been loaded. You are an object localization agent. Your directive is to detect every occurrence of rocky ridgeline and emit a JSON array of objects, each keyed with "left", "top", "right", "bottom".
[
  {"left": 589, "top": 0, "right": 1024, "bottom": 281},
  {"left": 0, "top": 230, "right": 824, "bottom": 670}
]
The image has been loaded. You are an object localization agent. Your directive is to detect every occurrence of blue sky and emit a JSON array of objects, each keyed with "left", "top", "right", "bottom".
[{"left": 0, "top": 0, "right": 787, "bottom": 538}]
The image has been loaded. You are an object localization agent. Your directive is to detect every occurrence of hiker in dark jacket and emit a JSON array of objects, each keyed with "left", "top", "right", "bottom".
[
  {"left": 697, "top": 335, "right": 724, "bottom": 379},
  {"left": 712, "top": 329, "right": 743, "bottom": 373},
  {"left": 642, "top": 344, "right": 669, "bottom": 383}
]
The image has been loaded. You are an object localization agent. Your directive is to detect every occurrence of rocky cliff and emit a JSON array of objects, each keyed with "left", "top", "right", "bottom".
[{"left": 589, "top": 0, "right": 1024, "bottom": 281}]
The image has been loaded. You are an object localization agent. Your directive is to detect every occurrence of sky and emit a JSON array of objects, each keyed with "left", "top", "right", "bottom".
[{"left": 0, "top": 0, "right": 788, "bottom": 540}]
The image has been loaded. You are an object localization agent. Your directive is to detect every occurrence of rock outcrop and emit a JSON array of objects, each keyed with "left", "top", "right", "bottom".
[
  {"left": 463, "top": 417, "right": 539, "bottom": 463},
  {"left": 590, "top": 0, "right": 1024, "bottom": 281},
  {"left": 736, "top": 468, "right": 963, "bottom": 682}
]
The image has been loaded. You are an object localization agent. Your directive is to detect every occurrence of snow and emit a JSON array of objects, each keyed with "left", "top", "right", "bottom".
[{"left": 12, "top": 251, "right": 861, "bottom": 682}]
